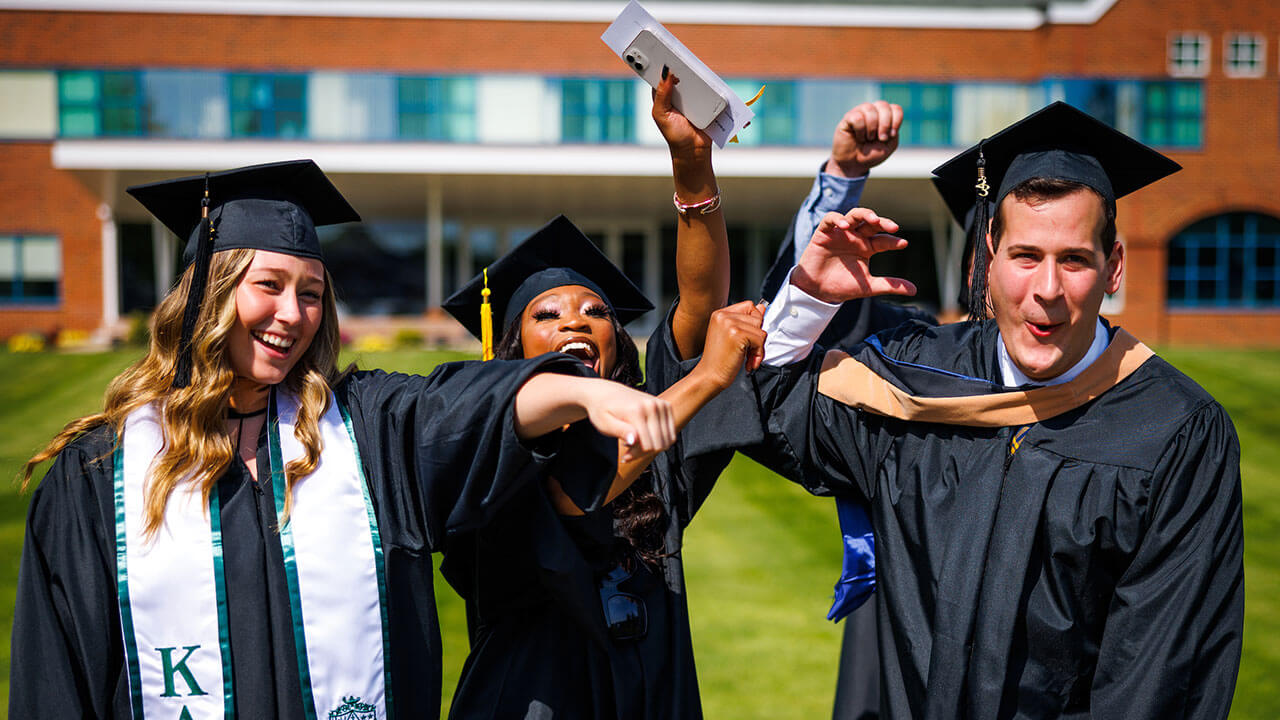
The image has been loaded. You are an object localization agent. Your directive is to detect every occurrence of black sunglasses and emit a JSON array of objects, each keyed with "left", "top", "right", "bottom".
[{"left": 598, "top": 564, "right": 647, "bottom": 641}]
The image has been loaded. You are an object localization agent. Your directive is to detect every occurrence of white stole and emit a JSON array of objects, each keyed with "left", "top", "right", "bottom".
[{"left": 115, "top": 390, "right": 392, "bottom": 720}]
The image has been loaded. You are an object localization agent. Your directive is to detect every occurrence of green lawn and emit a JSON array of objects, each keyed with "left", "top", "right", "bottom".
[{"left": 1, "top": 346, "right": 1276, "bottom": 718}]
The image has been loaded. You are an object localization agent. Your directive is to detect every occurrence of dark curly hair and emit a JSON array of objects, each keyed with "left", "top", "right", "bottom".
[{"left": 495, "top": 309, "right": 670, "bottom": 566}]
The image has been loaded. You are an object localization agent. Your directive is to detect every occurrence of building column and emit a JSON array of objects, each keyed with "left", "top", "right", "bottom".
[
  {"left": 99, "top": 170, "right": 119, "bottom": 332},
  {"left": 152, "top": 218, "right": 175, "bottom": 302},
  {"left": 426, "top": 177, "right": 444, "bottom": 313},
  {"left": 604, "top": 225, "right": 623, "bottom": 267},
  {"left": 643, "top": 223, "right": 661, "bottom": 327},
  {"left": 932, "top": 203, "right": 965, "bottom": 316},
  {"left": 457, "top": 222, "right": 473, "bottom": 289}
]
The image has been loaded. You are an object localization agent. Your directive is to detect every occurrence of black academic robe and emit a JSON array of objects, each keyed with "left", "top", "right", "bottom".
[
  {"left": 10, "top": 355, "right": 613, "bottom": 720},
  {"left": 741, "top": 319, "right": 1244, "bottom": 720},
  {"left": 759, "top": 216, "right": 937, "bottom": 720},
  {"left": 442, "top": 304, "right": 732, "bottom": 720}
]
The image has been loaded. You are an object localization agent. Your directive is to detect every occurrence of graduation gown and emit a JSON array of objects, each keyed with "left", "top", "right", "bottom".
[
  {"left": 759, "top": 219, "right": 937, "bottom": 720},
  {"left": 740, "top": 319, "right": 1244, "bottom": 720},
  {"left": 441, "top": 304, "right": 733, "bottom": 720},
  {"left": 10, "top": 355, "right": 613, "bottom": 720}
]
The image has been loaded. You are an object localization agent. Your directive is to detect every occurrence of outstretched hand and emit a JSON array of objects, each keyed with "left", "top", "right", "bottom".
[
  {"left": 791, "top": 208, "right": 917, "bottom": 304},
  {"left": 652, "top": 68, "right": 714, "bottom": 159},
  {"left": 692, "top": 301, "right": 768, "bottom": 389},
  {"left": 828, "top": 100, "right": 903, "bottom": 178}
]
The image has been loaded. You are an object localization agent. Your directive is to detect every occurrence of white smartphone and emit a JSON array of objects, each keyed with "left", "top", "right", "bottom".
[{"left": 621, "top": 29, "right": 728, "bottom": 130}]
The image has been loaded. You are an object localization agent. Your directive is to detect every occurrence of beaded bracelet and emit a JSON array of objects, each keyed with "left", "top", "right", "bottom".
[{"left": 673, "top": 190, "right": 722, "bottom": 216}]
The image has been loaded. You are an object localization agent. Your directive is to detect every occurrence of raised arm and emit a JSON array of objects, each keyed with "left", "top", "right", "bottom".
[
  {"left": 545, "top": 301, "right": 767, "bottom": 515},
  {"left": 652, "top": 69, "right": 729, "bottom": 361}
]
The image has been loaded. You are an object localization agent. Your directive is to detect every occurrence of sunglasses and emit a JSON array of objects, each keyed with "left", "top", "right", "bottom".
[{"left": 598, "top": 563, "right": 647, "bottom": 641}]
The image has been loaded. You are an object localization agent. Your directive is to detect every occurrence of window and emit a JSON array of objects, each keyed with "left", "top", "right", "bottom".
[
  {"left": 725, "top": 80, "right": 796, "bottom": 145},
  {"left": 57, "top": 70, "right": 145, "bottom": 137},
  {"left": 1169, "top": 33, "right": 1210, "bottom": 77},
  {"left": 1168, "top": 212, "right": 1280, "bottom": 308},
  {"left": 1224, "top": 33, "right": 1266, "bottom": 77},
  {"left": 560, "top": 78, "right": 635, "bottom": 143},
  {"left": 229, "top": 74, "right": 306, "bottom": 138},
  {"left": 0, "top": 234, "right": 59, "bottom": 304},
  {"left": 397, "top": 77, "right": 476, "bottom": 141},
  {"left": 881, "top": 83, "right": 952, "bottom": 146},
  {"left": 1141, "top": 81, "right": 1203, "bottom": 147}
]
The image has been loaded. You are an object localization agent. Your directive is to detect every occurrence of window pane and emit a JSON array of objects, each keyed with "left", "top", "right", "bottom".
[
  {"left": 1172, "top": 83, "right": 1202, "bottom": 113},
  {"left": 275, "top": 111, "right": 305, "bottom": 138},
  {"left": 102, "top": 107, "right": 141, "bottom": 135},
  {"left": 231, "top": 109, "right": 262, "bottom": 136},
  {"left": 21, "top": 237, "right": 59, "bottom": 279},
  {"left": 59, "top": 71, "right": 99, "bottom": 103},
  {"left": 230, "top": 75, "right": 256, "bottom": 104},
  {"left": 101, "top": 72, "right": 139, "bottom": 103},
  {"left": 60, "top": 108, "right": 99, "bottom": 136},
  {"left": 274, "top": 76, "right": 305, "bottom": 105},
  {"left": 0, "top": 238, "right": 14, "bottom": 279},
  {"left": 400, "top": 77, "right": 429, "bottom": 106}
]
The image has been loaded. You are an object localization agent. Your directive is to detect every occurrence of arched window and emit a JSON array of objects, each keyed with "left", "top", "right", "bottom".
[{"left": 1167, "top": 212, "right": 1280, "bottom": 308}]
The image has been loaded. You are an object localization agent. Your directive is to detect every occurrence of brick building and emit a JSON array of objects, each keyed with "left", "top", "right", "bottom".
[{"left": 0, "top": 0, "right": 1277, "bottom": 345}]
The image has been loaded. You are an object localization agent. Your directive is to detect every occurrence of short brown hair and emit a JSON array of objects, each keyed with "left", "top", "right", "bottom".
[{"left": 990, "top": 177, "right": 1117, "bottom": 256}]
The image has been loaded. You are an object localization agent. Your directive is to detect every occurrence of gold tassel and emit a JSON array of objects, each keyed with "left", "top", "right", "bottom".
[{"left": 480, "top": 267, "right": 494, "bottom": 361}]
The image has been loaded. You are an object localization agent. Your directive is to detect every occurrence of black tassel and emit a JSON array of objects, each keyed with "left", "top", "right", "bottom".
[
  {"left": 173, "top": 174, "right": 213, "bottom": 388},
  {"left": 967, "top": 141, "right": 991, "bottom": 323}
]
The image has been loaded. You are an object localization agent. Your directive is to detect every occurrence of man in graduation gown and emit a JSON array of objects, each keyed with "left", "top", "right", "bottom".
[{"left": 738, "top": 102, "right": 1244, "bottom": 719}]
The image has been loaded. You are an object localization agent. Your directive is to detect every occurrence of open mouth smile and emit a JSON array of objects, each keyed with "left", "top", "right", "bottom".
[
  {"left": 252, "top": 330, "right": 295, "bottom": 356},
  {"left": 556, "top": 338, "right": 600, "bottom": 371}
]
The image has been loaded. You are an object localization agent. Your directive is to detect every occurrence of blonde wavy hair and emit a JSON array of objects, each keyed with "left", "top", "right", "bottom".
[{"left": 22, "top": 248, "right": 343, "bottom": 537}]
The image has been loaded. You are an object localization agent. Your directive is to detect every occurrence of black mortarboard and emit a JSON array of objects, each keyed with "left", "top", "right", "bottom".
[
  {"left": 126, "top": 159, "right": 360, "bottom": 387},
  {"left": 127, "top": 159, "right": 360, "bottom": 267},
  {"left": 932, "top": 101, "right": 1181, "bottom": 211},
  {"left": 443, "top": 215, "right": 653, "bottom": 357},
  {"left": 931, "top": 101, "right": 1180, "bottom": 319}
]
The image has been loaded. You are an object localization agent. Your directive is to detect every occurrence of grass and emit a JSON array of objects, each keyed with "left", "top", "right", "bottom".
[{"left": 0, "top": 346, "right": 1276, "bottom": 718}]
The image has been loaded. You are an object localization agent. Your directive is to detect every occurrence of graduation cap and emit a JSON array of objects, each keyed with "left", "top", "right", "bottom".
[
  {"left": 443, "top": 215, "right": 653, "bottom": 360},
  {"left": 126, "top": 159, "right": 360, "bottom": 387},
  {"left": 931, "top": 101, "right": 1180, "bottom": 318}
]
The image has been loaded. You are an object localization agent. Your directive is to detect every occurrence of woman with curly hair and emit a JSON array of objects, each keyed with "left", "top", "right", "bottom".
[
  {"left": 11, "top": 160, "right": 674, "bottom": 720},
  {"left": 439, "top": 73, "right": 766, "bottom": 719}
]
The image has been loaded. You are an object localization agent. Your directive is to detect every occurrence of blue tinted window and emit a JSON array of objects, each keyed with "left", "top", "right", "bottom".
[
  {"left": 229, "top": 73, "right": 307, "bottom": 138},
  {"left": 397, "top": 77, "right": 476, "bottom": 141},
  {"left": 1168, "top": 213, "right": 1280, "bottom": 308},
  {"left": 0, "top": 235, "right": 59, "bottom": 304},
  {"left": 58, "top": 70, "right": 144, "bottom": 137},
  {"left": 560, "top": 78, "right": 634, "bottom": 143},
  {"left": 881, "top": 83, "right": 951, "bottom": 146},
  {"left": 144, "top": 71, "right": 228, "bottom": 139}
]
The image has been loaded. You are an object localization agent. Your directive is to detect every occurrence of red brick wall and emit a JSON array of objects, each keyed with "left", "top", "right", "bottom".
[{"left": 0, "top": 144, "right": 103, "bottom": 337}]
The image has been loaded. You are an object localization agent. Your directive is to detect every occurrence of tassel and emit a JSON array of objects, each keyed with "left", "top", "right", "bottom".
[
  {"left": 480, "top": 267, "right": 494, "bottom": 361},
  {"left": 968, "top": 141, "right": 991, "bottom": 323},
  {"left": 173, "top": 174, "right": 213, "bottom": 388}
]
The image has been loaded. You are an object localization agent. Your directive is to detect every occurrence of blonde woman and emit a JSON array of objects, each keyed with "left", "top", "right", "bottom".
[{"left": 11, "top": 160, "right": 674, "bottom": 720}]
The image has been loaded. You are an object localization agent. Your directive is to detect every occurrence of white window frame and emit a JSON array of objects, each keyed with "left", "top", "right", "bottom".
[
  {"left": 1224, "top": 33, "right": 1266, "bottom": 78},
  {"left": 1169, "top": 32, "right": 1210, "bottom": 78}
]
